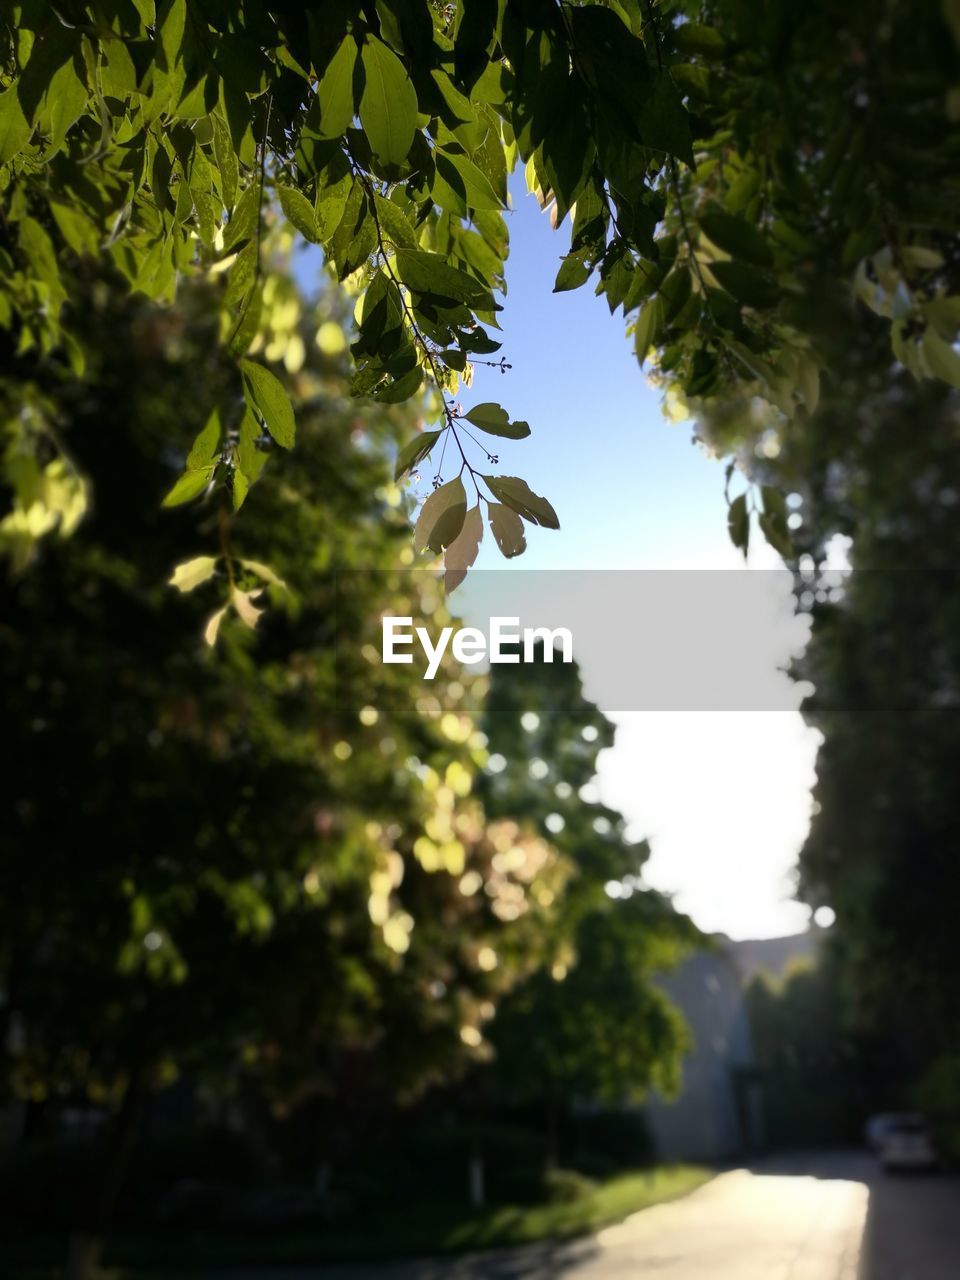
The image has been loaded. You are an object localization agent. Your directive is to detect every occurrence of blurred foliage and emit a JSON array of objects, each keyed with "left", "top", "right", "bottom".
[
  {"left": 753, "top": 288, "right": 960, "bottom": 1105},
  {"left": 745, "top": 954, "right": 869, "bottom": 1148},
  {"left": 0, "top": 243, "right": 703, "bottom": 1275},
  {"left": 913, "top": 1053, "right": 960, "bottom": 1162},
  {"left": 478, "top": 653, "right": 698, "bottom": 1118},
  {"left": 0, "top": 259, "right": 578, "bottom": 1241}
]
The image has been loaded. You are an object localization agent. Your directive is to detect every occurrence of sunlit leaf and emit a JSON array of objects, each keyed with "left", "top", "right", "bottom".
[
  {"left": 169, "top": 555, "right": 218, "bottom": 591},
  {"left": 240, "top": 360, "right": 296, "bottom": 448},
  {"left": 444, "top": 504, "right": 483, "bottom": 591},
  {"left": 414, "top": 476, "right": 467, "bottom": 554},
  {"left": 463, "top": 403, "right": 530, "bottom": 439},
  {"left": 488, "top": 502, "right": 527, "bottom": 558},
  {"left": 360, "top": 36, "right": 417, "bottom": 166},
  {"left": 484, "top": 476, "right": 559, "bottom": 529}
]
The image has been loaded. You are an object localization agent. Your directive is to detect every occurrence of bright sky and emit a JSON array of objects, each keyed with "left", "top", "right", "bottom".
[{"left": 456, "top": 182, "right": 822, "bottom": 941}]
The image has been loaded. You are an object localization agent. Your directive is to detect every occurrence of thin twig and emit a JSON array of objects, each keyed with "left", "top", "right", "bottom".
[{"left": 347, "top": 152, "right": 485, "bottom": 499}]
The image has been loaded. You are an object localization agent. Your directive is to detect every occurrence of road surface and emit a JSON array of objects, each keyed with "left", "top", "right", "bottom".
[{"left": 221, "top": 1152, "right": 960, "bottom": 1280}]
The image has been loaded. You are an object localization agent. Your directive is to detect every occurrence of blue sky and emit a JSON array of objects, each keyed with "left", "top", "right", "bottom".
[
  {"left": 459, "top": 185, "right": 734, "bottom": 571},
  {"left": 454, "top": 185, "right": 821, "bottom": 941},
  {"left": 300, "top": 180, "right": 822, "bottom": 940}
]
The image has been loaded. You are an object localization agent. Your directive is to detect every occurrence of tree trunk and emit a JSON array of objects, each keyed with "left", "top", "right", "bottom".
[{"left": 65, "top": 1063, "right": 147, "bottom": 1280}]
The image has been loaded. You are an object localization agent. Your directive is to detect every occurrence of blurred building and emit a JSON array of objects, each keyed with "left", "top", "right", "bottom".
[{"left": 644, "top": 930, "right": 824, "bottom": 1164}]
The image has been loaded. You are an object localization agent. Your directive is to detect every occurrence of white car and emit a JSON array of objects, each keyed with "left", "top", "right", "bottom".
[{"left": 875, "top": 1114, "right": 938, "bottom": 1171}]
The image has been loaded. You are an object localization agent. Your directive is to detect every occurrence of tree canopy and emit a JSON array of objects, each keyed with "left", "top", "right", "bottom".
[
  {"left": 1, "top": 250, "right": 701, "bottom": 1275},
  {"left": 3, "top": 0, "right": 959, "bottom": 580},
  {"left": 0, "top": 260, "right": 576, "bottom": 1248}
]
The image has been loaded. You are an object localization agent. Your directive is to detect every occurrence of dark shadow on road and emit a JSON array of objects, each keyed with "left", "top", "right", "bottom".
[
  {"left": 747, "top": 1149, "right": 960, "bottom": 1280},
  {"left": 219, "top": 1154, "right": 960, "bottom": 1279},
  {"left": 858, "top": 1166, "right": 960, "bottom": 1280}
]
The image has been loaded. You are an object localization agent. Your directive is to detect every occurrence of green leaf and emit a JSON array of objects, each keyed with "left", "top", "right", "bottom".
[
  {"left": 922, "top": 328, "right": 960, "bottom": 389},
  {"left": 759, "top": 487, "right": 792, "bottom": 558},
  {"left": 759, "top": 510, "right": 793, "bottom": 559},
  {"left": 232, "top": 469, "right": 250, "bottom": 511},
  {"left": 204, "top": 604, "right": 229, "bottom": 646},
  {"left": 444, "top": 504, "right": 484, "bottom": 592},
  {"left": 239, "top": 558, "right": 288, "bottom": 590},
  {"left": 222, "top": 185, "right": 260, "bottom": 252},
  {"left": 454, "top": 0, "right": 498, "bottom": 89},
  {"left": 798, "top": 357, "right": 820, "bottom": 414},
  {"left": 278, "top": 185, "right": 319, "bottom": 242},
  {"left": 376, "top": 367, "right": 424, "bottom": 403},
  {"left": 634, "top": 297, "right": 664, "bottom": 362},
  {"left": 660, "top": 266, "right": 692, "bottom": 323},
  {"left": 186, "top": 409, "right": 222, "bottom": 468},
  {"left": 48, "top": 201, "right": 99, "bottom": 256},
  {"left": 226, "top": 285, "right": 263, "bottom": 359},
  {"left": 395, "top": 250, "right": 491, "bottom": 306},
  {"left": 0, "top": 86, "right": 30, "bottom": 164},
  {"left": 315, "top": 159, "right": 353, "bottom": 241},
  {"left": 463, "top": 403, "right": 530, "bottom": 439},
  {"left": 316, "top": 35, "right": 358, "bottom": 139},
  {"left": 432, "top": 151, "right": 501, "bottom": 215},
  {"left": 162, "top": 465, "right": 215, "bottom": 507},
  {"left": 355, "top": 269, "right": 405, "bottom": 355},
  {"left": 761, "top": 485, "right": 788, "bottom": 521},
  {"left": 727, "top": 493, "right": 749, "bottom": 555},
  {"left": 709, "top": 260, "right": 780, "bottom": 309},
  {"left": 554, "top": 252, "right": 592, "bottom": 294},
  {"left": 169, "top": 555, "right": 218, "bottom": 591},
  {"left": 488, "top": 503, "right": 527, "bottom": 558},
  {"left": 414, "top": 476, "right": 467, "bottom": 554},
  {"left": 699, "top": 205, "right": 772, "bottom": 267},
  {"left": 638, "top": 74, "right": 694, "bottom": 167},
  {"left": 374, "top": 195, "right": 419, "bottom": 249},
  {"left": 360, "top": 36, "right": 417, "bottom": 166},
  {"left": 483, "top": 475, "right": 559, "bottom": 529},
  {"left": 213, "top": 112, "right": 239, "bottom": 209},
  {"left": 670, "top": 23, "right": 726, "bottom": 58},
  {"left": 234, "top": 406, "right": 268, "bottom": 509},
  {"left": 240, "top": 360, "right": 296, "bottom": 449},
  {"left": 395, "top": 428, "right": 441, "bottom": 480}
]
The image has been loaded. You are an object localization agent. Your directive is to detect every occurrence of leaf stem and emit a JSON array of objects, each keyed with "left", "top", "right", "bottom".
[{"left": 347, "top": 153, "right": 484, "bottom": 500}]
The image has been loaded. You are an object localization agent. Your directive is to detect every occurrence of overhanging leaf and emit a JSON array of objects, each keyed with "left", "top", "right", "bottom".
[
  {"left": 279, "top": 185, "right": 319, "bottom": 242},
  {"left": 169, "top": 555, "right": 218, "bottom": 591},
  {"left": 414, "top": 476, "right": 467, "bottom": 554},
  {"left": 727, "top": 493, "right": 749, "bottom": 556},
  {"left": 634, "top": 297, "right": 664, "bottom": 361},
  {"left": 483, "top": 475, "right": 559, "bottom": 529},
  {"left": 240, "top": 359, "right": 296, "bottom": 448},
  {"left": 162, "top": 465, "right": 215, "bottom": 507},
  {"left": 638, "top": 74, "right": 694, "bottom": 167},
  {"left": 463, "top": 403, "right": 530, "bottom": 439},
  {"left": 186, "top": 409, "right": 222, "bottom": 468},
  {"left": 360, "top": 36, "right": 417, "bottom": 166},
  {"left": 395, "top": 250, "right": 492, "bottom": 307},
  {"left": 316, "top": 35, "right": 358, "bottom": 139},
  {"left": 488, "top": 503, "right": 527, "bottom": 558},
  {"left": 709, "top": 260, "right": 780, "bottom": 309},
  {"left": 700, "top": 205, "right": 772, "bottom": 267},
  {"left": 444, "top": 504, "right": 483, "bottom": 591},
  {"left": 395, "top": 428, "right": 441, "bottom": 480}
]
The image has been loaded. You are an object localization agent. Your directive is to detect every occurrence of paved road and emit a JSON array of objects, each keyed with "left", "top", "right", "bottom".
[{"left": 217, "top": 1152, "right": 960, "bottom": 1280}]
